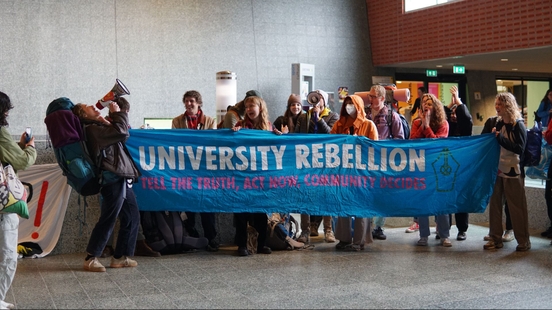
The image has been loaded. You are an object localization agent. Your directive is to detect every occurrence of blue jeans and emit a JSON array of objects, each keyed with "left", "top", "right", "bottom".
[
  {"left": 418, "top": 215, "right": 450, "bottom": 239},
  {"left": 86, "top": 178, "right": 140, "bottom": 257}
]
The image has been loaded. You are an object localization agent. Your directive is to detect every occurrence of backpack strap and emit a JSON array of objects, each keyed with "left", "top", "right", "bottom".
[
  {"left": 81, "top": 123, "right": 103, "bottom": 185},
  {"left": 386, "top": 106, "right": 395, "bottom": 139}
]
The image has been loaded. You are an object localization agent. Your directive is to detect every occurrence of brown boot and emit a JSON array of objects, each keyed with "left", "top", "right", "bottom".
[{"left": 134, "top": 240, "right": 161, "bottom": 257}]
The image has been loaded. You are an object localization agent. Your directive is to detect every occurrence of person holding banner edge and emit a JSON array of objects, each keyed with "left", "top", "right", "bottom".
[
  {"left": 294, "top": 89, "right": 339, "bottom": 244},
  {"left": 485, "top": 92, "right": 530, "bottom": 251},
  {"left": 481, "top": 115, "right": 514, "bottom": 243},
  {"left": 232, "top": 95, "right": 273, "bottom": 256},
  {"left": 410, "top": 93, "right": 452, "bottom": 247},
  {"left": 0, "top": 91, "right": 37, "bottom": 310},
  {"left": 331, "top": 94, "right": 378, "bottom": 251}
]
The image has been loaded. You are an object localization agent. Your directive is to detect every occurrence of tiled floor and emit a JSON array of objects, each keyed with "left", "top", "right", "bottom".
[{"left": 6, "top": 224, "right": 552, "bottom": 309}]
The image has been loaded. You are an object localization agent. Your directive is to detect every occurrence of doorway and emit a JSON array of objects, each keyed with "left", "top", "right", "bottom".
[
  {"left": 396, "top": 73, "right": 467, "bottom": 125},
  {"left": 496, "top": 79, "right": 551, "bottom": 126}
]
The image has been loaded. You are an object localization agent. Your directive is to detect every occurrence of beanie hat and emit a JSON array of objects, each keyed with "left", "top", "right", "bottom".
[
  {"left": 315, "top": 89, "right": 329, "bottom": 106},
  {"left": 244, "top": 90, "right": 262, "bottom": 100},
  {"left": 287, "top": 94, "right": 301, "bottom": 107}
]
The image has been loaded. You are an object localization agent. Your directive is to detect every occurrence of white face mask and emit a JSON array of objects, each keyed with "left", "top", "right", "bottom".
[{"left": 345, "top": 104, "right": 356, "bottom": 115}]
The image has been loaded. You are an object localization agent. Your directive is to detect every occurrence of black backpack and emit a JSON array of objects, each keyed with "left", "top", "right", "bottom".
[{"left": 522, "top": 121, "right": 542, "bottom": 167}]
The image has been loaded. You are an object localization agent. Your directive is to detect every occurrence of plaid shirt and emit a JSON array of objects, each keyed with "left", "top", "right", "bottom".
[{"left": 366, "top": 106, "right": 393, "bottom": 140}]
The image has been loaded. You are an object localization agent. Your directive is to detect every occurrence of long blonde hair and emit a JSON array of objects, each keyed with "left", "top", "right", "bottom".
[
  {"left": 496, "top": 92, "right": 521, "bottom": 124},
  {"left": 243, "top": 96, "right": 270, "bottom": 130}
]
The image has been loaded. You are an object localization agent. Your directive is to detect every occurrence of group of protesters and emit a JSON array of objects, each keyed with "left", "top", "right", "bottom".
[{"left": 169, "top": 84, "right": 537, "bottom": 256}]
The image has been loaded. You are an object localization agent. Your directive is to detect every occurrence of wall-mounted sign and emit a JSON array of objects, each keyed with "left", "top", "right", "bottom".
[
  {"left": 426, "top": 70, "right": 438, "bottom": 77},
  {"left": 453, "top": 65, "right": 465, "bottom": 74}
]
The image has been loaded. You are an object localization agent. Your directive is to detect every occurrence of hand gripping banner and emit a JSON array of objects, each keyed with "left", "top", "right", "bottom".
[{"left": 126, "top": 129, "right": 500, "bottom": 218}]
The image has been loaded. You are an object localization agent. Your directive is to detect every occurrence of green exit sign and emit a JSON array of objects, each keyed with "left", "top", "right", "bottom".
[
  {"left": 453, "top": 65, "right": 465, "bottom": 74},
  {"left": 426, "top": 69, "right": 438, "bottom": 77}
]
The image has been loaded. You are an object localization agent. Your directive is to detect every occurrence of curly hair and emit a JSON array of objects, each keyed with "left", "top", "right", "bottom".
[
  {"left": 72, "top": 103, "right": 88, "bottom": 120},
  {"left": 496, "top": 92, "right": 521, "bottom": 124},
  {"left": 243, "top": 96, "right": 270, "bottom": 130},
  {"left": 183, "top": 90, "right": 202, "bottom": 107},
  {"left": 0, "top": 92, "right": 14, "bottom": 127},
  {"left": 422, "top": 93, "right": 447, "bottom": 132},
  {"left": 371, "top": 85, "right": 386, "bottom": 98}
]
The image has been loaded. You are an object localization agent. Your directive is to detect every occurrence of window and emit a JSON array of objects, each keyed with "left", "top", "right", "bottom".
[{"left": 404, "top": 0, "right": 455, "bottom": 12}]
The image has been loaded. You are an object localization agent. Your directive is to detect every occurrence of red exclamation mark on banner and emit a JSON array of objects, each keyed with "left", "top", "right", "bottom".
[{"left": 31, "top": 181, "right": 49, "bottom": 239}]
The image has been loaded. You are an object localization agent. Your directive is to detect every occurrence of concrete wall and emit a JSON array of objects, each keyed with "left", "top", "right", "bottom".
[
  {"left": 0, "top": 0, "right": 375, "bottom": 136},
  {"left": 1, "top": 0, "right": 376, "bottom": 254}
]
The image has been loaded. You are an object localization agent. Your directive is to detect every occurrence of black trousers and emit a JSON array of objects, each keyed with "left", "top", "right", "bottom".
[
  {"left": 450, "top": 213, "right": 469, "bottom": 233},
  {"left": 234, "top": 213, "right": 267, "bottom": 249},
  {"left": 184, "top": 212, "right": 217, "bottom": 242}
]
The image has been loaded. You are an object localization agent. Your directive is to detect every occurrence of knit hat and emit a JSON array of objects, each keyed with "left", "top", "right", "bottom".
[
  {"left": 287, "top": 94, "right": 301, "bottom": 106},
  {"left": 244, "top": 90, "right": 262, "bottom": 100},
  {"left": 315, "top": 89, "right": 329, "bottom": 106}
]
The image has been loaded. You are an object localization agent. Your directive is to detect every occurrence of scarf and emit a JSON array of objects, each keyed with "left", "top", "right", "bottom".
[{"left": 185, "top": 109, "right": 203, "bottom": 130}]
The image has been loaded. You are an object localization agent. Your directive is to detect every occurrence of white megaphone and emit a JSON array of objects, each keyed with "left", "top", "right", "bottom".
[{"left": 95, "top": 79, "right": 130, "bottom": 110}]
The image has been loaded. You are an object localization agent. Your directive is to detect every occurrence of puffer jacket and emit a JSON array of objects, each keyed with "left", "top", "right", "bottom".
[{"left": 82, "top": 112, "right": 141, "bottom": 180}]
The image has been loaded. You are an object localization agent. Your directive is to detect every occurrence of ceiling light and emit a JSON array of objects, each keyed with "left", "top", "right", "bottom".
[
  {"left": 501, "top": 59, "right": 508, "bottom": 62},
  {"left": 436, "top": 65, "right": 443, "bottom": 68},
  {"left": 512, "top": 68, "right": 518, "bottom": 71}
]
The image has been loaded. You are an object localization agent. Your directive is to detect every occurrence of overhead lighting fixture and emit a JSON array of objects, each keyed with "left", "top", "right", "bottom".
[
  {"left": 501, "top": 59, "right": 508, "bottom": 62},
  {"left": 512, "top": 68, "right": 518, "bottom": 71},
  {"left": 436, "top": 65, "right": 443, "bottom": 68}
]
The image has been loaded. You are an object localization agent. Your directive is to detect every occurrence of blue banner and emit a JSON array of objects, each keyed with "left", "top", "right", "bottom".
[{"left": 126, "top": 129, "right": 500, "bottom": 218}]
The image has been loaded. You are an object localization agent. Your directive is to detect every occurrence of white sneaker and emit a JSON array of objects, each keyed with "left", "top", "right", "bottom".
[
  {"left": 502, "top": 229, "right": 514, "bottom": 242},
  {"left": 324, "top": 230, "right": 336, "bottom": 243},
  {"left": 441, "top": 238, "right": 452, "bottom": 247},
  {"left": 110, "top": 256, "right": 138, "bottom": 268},
  {"left": 0, "top": 301, "right": 14, "bottom": 309},
  {"left": 83, "top": 257, "right": 106, "bottom": 272}
]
